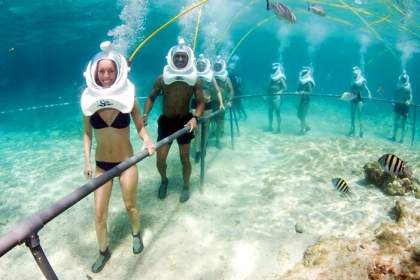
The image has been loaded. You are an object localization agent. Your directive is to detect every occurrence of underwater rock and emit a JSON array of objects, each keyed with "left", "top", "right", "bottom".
[
  {"left": 294, "top": 223, "right": 304, "bottom": 233},
  {"left": 282, "top": 199, "right": 420, "bottom": 279},
  {"left": 363, "top": 161, "right": 416, "bottom": 196},
  {"left": 415, "top": 189, "right": 420, "bottom": 199},
  {"left": 363, "top": 161, "right": 386, "bottom": 186},
  {"left": 394, "top": 199, "right": 420, "bottom": 226}
]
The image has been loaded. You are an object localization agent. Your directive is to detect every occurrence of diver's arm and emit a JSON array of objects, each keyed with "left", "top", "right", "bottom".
[
  {"left": 364, "top": 82, "right": 372, "bottom": 99},
  {"left": 143, "top": 76, "right": 163, "bottom": 125},
  {"left": 194, "top": 80, "right": 205, "bottom": 118},
  {"left": 212, "top": 78, "right": 224, "bottom": 110},
  {"left": 407, "top": 89, "right": 413, "bottom": 105},
  {"left": 131, "top": 100, "right": 154, "bottom": 155},
  {"left": 83, "top": 116, "right": 93, "bottom": 179},
  {"left": 281, "top": 79, "right": 287, "bottom": 92}
]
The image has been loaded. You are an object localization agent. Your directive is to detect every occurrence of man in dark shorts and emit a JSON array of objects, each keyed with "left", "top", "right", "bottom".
[
  {"left": 392, "top": 71, "right": 412, "bottom": 143},
  {"left": 143, "top": 38, "right": 204, "bottom": 203}
]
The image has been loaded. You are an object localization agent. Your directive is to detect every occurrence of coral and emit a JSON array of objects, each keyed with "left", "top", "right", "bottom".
[
  {"left": 363, "top": 161, "right": 417, "bottom": 197},
  {"left": 282, "top": 199, "right": 420, "bottom": 280}
]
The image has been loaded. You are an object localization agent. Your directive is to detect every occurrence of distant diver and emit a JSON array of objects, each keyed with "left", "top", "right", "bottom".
[
  {"left": 392, "top": 71, "right": 412, "bottom": 143},
  {"left": 346, "top": 66, "right": 372, "bottom": 138}
]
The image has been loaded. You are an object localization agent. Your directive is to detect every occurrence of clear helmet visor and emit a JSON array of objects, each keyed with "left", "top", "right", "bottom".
[
  {"left": 95, "top": 59, "right": 118, "bottom": 87},
  {"left": 213, "top": 62, "right": 223, "bottom": 73},
  {"left": 197, "top": 60, "right": 208, "bottom": 72},
  {"left": 172, "top": 51, "right": 189, "bottom": 69},
  {"left": 87, "top": 50, "right": 127, "bottom": 90}
]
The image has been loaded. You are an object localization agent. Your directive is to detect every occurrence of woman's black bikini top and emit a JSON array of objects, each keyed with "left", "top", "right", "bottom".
[{"left": 90, "top": 111, "right": 130, "bottom": 129}]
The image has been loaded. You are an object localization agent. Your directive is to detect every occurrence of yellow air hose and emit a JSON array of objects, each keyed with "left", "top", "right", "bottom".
[{"left": 128, "top": 0, "right": 209, "bottom": 64}]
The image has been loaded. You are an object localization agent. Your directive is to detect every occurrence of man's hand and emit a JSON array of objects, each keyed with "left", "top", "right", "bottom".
[{"left": 185, "top": 116, "right": 198, "bottom": 132}]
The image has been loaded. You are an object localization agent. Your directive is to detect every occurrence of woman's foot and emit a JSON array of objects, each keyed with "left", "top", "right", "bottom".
[
  {"left": 91, "top": 248, "right": 111, "bottom": 273},
  {"left": 132, "top": 233, "right": 144, "bottom": 254},
  {"left": 347, "top": 129, "right": 355, "bottom": 137}
]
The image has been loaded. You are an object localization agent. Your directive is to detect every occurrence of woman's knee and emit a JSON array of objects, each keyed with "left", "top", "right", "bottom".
[{"left": 125, "top": 203, "right": 139, "bottom": 216}]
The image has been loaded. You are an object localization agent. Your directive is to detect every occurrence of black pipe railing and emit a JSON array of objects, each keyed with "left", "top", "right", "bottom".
[
  {"left": 0, "top": 107, "right": 224, "bottom": 279},
  {"left": 1, "top": 92, "right": 418, "bottom": 277},
  {"left": 0, "top": 126, "right": 191, "bottom": 278},
  {"left": 199, "top": 108, "right": 223, "bottom": 186}
]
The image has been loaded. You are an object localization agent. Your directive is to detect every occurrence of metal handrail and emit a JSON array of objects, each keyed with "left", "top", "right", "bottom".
[{"left": 0, "top": 108, "right": 224, "bottom": 279}]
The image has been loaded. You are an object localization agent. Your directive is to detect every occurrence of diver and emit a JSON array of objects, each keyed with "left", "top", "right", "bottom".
[
  {"left": 228, "top": 55, "right": 247, "bottom": 120},
  {"left": 392, "top": 70, "right": 412, "bottom": 143},
  {"left": 213, "top": 55, "right": 235, "bottom": 149},
  {"left": 81, "top": 41, "right": 154, "bottom": 273},
  {"left": 268, "top": 63, "right": 287, "bottom": 133},
  {"left": 296, "top": 66, "right": 315, "bottom": 135},
  {"left": 193, "top": 54, "right": 224, "bottom": 163},
  {"left": 347, "top": 66, "right": 372, "bottom": 138},
  {"left": 143, "top": 38, "right": 205, "bottom": 203}
]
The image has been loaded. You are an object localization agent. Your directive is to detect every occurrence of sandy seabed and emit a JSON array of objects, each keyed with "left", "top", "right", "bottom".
[{"left": 0, "top": 103, "right": 419, "bottom": 280}]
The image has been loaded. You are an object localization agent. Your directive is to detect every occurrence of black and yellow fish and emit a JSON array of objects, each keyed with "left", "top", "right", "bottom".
[
  {"left": 378, "top": 154, "right": 412, "bottom": 177},
  {"left": 331, "top": 178, "right": 351, "bottom": 194}
]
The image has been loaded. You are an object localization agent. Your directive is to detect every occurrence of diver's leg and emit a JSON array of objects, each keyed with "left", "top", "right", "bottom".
[
  {"left": 92, "top": 168, "right": 113, "bottom": 272},
  {"left": 357, "top": 102, "right": 363, "bottom": 137},
  {"left": 348, "top": 103, "right": 355, "bottom": 136},
  {"left": 179, "top": 143, "right": 192, "bottom": 203},
  {"left": 400, "top": 115, "right": 407, "bottom": 143},
  {"left": 268, "top": 100, "right": 273, "bottom": 131},
  {"left": 304, "top": 101, "right": 310, "bottom": 132},
  {"left": 156, "top": 144, "right": 170, "bottom": 199},
  {"left": 392, "top": 113, "right": 399, "bottom": 141},
  {"left": 275, "top": 107, "right": 281, "bottom": 133},
  {"left": 119, "top": 165, "right": 143, "bottom": 254},
  {"left": 297, "top": 99, "right": 304, "bottom": 134}
]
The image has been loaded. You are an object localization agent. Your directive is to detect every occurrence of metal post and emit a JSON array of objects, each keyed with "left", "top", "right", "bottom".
[
  {"left": 412, "top": 106, "right": 417, "bottom": 146},
  {"left": 229, "top": 107, "right": 234, "bottom": 149},
  {"left": 200, "top": 121, "right": 206, "bottom": 186},
  {"left": 25, "top": 233, "right": 58, "bottom": 280},
  {"left": 232, "top": 107, "right": 240, "bottom": 136}
]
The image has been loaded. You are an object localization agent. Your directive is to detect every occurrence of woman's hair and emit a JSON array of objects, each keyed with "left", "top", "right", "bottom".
[{"left": 94, "top": 59, "right": 117, "bottom": 87}]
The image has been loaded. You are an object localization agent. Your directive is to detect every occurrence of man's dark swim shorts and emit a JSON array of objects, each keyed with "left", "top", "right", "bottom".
[{"left": 157, "top": 113, "right": 194, "bottom": 145}]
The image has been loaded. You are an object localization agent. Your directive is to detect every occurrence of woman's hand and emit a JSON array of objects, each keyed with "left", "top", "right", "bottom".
[
  {"left": 84, "top": 162, "right": 93, "bottom": 179},
  {"left": 143, "top": 138, "right": 155, "bottom": 155}
]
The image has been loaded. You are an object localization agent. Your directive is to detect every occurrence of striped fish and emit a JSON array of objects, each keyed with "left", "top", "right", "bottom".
[
  {"left": 267, "top": 1, "right": 297, "bottom": 23},
  {"left": 331, "top": 178, "right": 351, "bottom": 194},
  {"left": 378, "top": 154, "right": 411, "bottom": 177}
]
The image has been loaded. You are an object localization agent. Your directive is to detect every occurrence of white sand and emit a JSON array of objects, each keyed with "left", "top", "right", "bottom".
[{"left": 0, "top": 101, "right": 419, "bottom": 279}]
